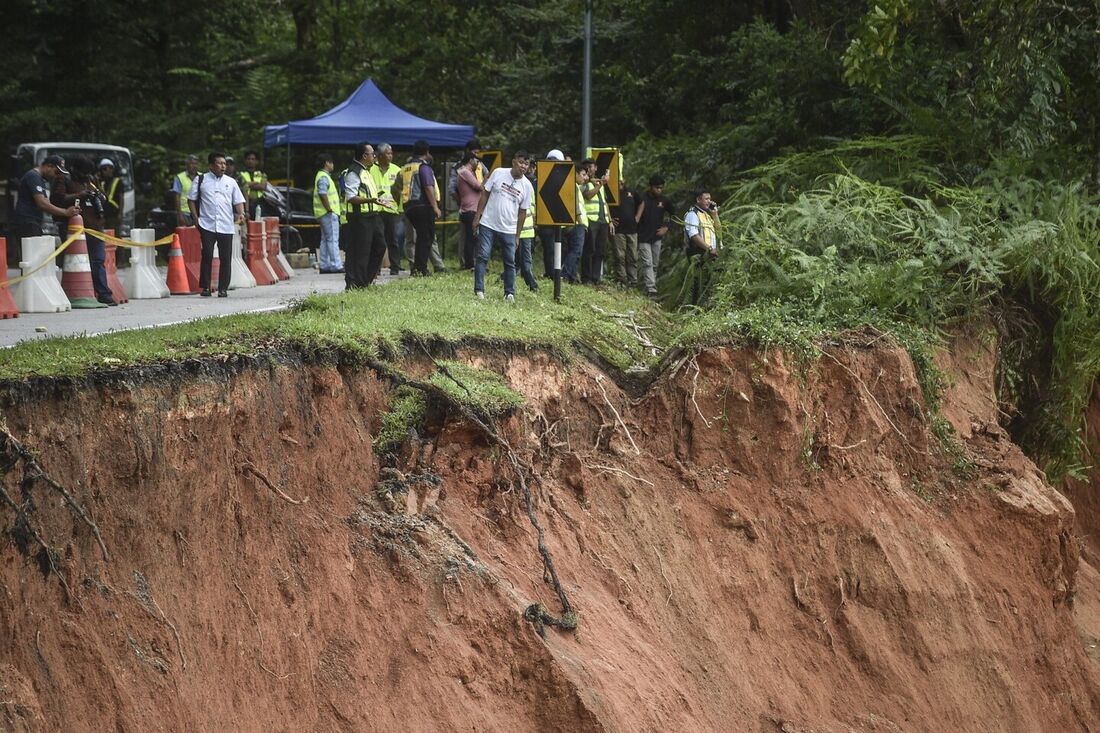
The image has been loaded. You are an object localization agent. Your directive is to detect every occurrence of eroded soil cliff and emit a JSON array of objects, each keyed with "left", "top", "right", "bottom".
[{"left": 0, "top": 337, "right": 1097, "bottom": 732}]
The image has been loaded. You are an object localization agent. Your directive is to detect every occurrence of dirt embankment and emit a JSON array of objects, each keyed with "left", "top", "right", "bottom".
[{"left": 0, "top": 336, "right": 1098, "bottom": 732}]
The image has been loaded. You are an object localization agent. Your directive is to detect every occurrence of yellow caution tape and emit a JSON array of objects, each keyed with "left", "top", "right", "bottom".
[{"left": 2, "top": 229, "right": 85, "bottom": 287}]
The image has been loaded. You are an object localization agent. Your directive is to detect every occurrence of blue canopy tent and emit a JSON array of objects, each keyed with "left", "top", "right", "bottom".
[{"left": 263, "top": 79, "right": 475, "bottom": 148}]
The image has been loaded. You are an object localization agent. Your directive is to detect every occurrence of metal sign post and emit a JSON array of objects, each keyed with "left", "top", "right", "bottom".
[{"left": 536, "top": 160, "right": 578, "bottom": 303}]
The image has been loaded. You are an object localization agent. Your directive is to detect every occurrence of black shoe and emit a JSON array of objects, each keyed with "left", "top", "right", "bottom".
[
  {"left": 217, "top": 290, "right": 228, "bottom": 298},
  {"left": 434, "top": 266, "right": 448, "bottom": 274},
  {"left": 389, "top": 267, "right": 401, "bottom": 275},
  {"left": 319, "top": 267, "right": 345, "bottom": 274},
  {"left": 200, "top": 289, "right": 211, "bottom": 297},
  {"left": 97, "top": 296, "right": 118, "bottom": 306}
]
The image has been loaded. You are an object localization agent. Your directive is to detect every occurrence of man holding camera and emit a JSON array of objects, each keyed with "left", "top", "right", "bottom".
[
  {"left": 50, "top": 156, "right": 116, "bottom": 305},
  {"left": 187, "top": 152, "right": 246, "bottom": 297}
]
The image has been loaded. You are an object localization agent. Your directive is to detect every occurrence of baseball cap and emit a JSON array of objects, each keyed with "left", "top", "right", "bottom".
[
  {"left": 98, "top": 158, "right": 114, "bottom": 168},
  {"left": 43, "top": 155, "right": 69, "bottom": 174},
  {"left": 546, "top": 149, "right": 565, "bottom": 161}
]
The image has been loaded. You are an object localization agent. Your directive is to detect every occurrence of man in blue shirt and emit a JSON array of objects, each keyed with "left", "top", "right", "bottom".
[{"left": 13, "top": 155, "right": 78, "bottom": 240}]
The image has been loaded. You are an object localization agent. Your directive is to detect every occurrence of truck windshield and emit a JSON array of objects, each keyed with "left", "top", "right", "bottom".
[{"left": 33, "top": 148, "right": 133, "bottom": 191}]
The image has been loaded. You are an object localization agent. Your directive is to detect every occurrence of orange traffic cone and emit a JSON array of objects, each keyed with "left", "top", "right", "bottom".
[
  {"left": 0, "top": 237, "right": 19, "bottom": 319},
  {"left": 167, "top": 233, "right": 196, "bottom": 294},
  {"left": 60, "top": 214, "right": 107, "bottom": 308}
]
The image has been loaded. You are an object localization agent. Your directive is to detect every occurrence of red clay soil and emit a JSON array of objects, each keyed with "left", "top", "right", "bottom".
[{"left": 0, "top": 336, "right": 1098, "bottom": 732}]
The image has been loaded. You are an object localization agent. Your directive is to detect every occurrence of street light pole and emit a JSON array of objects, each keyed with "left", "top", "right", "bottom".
[{"left": 582, "top": 0, "right": 593, "bottom": 155}]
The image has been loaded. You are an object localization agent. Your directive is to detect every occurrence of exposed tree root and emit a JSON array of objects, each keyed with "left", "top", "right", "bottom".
[
  {"left": 0, "top": 422, "right": 110, "bottom": 563},
  {"left": 241, "top": 462, "right": 309, "bottom": 505},
  {"left": 382, "top": 344, "right": 578, "bottom": 635}
]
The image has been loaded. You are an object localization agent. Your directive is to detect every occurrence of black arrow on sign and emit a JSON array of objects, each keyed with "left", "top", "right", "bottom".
[{"left": 539, "top": 164, "right": 572, "bottom": 223}]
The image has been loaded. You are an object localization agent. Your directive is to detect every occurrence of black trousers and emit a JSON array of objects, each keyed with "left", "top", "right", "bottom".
[
  {"left": 405, "top": 204, "right": 436, "bottom": 275},
  {"left": 460, "top": 210, "right": 476, "bottom": 269},
  {"left": 345, "top": 214, "right": 386, "bottom": 289},
  {"left": 582, "top": 221, "right": 609, "bottom": 284},
  {"left": 381, "top": 212, "right": 400, "bottom": 273},
  {"left": 199, "top": 227, "right": 232, "bottom": 292}
]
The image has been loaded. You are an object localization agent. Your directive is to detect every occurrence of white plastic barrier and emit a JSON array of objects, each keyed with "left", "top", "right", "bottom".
[
  {"left": 126, "top": 228, "right": 170, "bottom": 299},
  {"left": 229, "top": 227, "right": 255, "bottom": 290},
  {"left": 14, "top": 236, "right": 71, "bottom": 313}
]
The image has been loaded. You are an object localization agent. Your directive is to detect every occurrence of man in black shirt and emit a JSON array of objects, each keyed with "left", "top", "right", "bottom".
[
  {"left": 636, "top": 175, "right": 675, "bottom": 297},
  {"left": 610, "top": 176, "right": 640, "bottom": 287},
  {"left": 13, "top": 155, "right": 79, "bottom": 240}
]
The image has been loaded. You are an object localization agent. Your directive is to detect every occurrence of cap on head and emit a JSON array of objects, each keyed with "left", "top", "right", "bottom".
[
  {"left": 43, "top": 155, "right": 69, "bottom": 175},
  {"left": 546, "top": 149, "right": 565, "bottom": 161},
  {"left": 98, "top": 158, "right": 115, "bottom": 169}
]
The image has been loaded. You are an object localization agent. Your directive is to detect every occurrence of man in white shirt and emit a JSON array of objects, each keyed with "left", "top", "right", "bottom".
[
  {"left": 187, "top": 151, "right": 246, "bottom": 297},
  {"left": 472, "top": 151, "right": 534, "bottom": 303}
]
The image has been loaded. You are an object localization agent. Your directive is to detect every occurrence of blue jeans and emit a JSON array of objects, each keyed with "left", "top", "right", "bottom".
[
  {"left": 518, "top": 237, "right": 538, "bottom": 291},
  {"left": 318, "top": 212, "right": 341, "bottom": 270},
  {"left": 474, "top": 226, "right": 516, "bottom": 295},
  {"left": 561, "top": 224, "right": 586, "bottom": 282}
]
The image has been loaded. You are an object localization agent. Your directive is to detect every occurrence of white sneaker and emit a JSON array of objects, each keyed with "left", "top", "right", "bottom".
[
  {"left": 504, "top": 293, "right": 515, "bottom": 305},
  {"left": 476, "top": 291, "right": 485, "bottom": 300}
]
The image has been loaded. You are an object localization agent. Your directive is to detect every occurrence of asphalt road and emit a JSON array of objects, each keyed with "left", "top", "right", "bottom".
[{"left": 0, "top": 266, "right": 403, "bottom": 348}]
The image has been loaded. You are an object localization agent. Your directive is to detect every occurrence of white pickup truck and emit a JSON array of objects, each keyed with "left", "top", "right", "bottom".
[{"left": 3, "top": 142, "right": 139, "bottom": 240}]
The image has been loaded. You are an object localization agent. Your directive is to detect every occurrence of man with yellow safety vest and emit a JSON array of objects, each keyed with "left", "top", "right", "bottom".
[
  {"left": 313, "top": 152, "right": 344, "bottom": 274},
  {"left": 371, "top": 143, "right": 403, "bottom": 275},
  {"left": 517, "top": 173, "right": 539, "bottom": 292},
  {"left": 341, "top": 142, "right": 387, "bottom": 289},
  {"left": 560, "top": 162, "right": 590, "bottom": 284},
  {"left": 581, "top": 158, "right": 614, "bottom": 284},
  {"left": 683, "top": 188, "right": 722, "bottom": 304},
  {"left": 238, "top": 151, "right": 267, "bottom": 217},
  {"left": 171, "top": 154, "right": 199, "bottom": 227},
  {"left": 98, "top": 158, "right": 122, "bottom": 232}
]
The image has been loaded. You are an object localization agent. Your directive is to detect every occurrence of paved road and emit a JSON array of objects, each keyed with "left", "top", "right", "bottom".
[{"left": 0, "top": 267, "right": 403, "bottom": 348}]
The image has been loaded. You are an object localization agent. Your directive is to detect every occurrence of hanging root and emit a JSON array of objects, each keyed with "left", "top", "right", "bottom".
[{"left": 0, "top": 422, "right": 110, "bottom": 562}]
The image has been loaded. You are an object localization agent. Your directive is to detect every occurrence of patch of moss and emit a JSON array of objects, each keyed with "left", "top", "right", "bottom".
[{"left": 428, "top": 361, "right": 523, "bottom": 417}]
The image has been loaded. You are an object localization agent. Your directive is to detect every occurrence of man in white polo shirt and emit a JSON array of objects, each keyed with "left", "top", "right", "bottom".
[
  {"left": 472, "top": 150, "right": 533, "bottom": 303},
  {"left": 188, "top": 151, "right": 246, "bottom": 297}
]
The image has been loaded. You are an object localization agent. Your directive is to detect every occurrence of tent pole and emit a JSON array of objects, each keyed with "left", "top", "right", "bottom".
[{"left": 285, "top": 141, "right": 291, "bottom": 230}]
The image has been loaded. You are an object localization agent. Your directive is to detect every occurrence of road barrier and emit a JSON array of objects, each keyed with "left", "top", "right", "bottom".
[
  {"left": 246, "top": 221, "right": 278, "bottom": 285},
  {"left": 176, "top": 226, "right": 202, "bottom": 292},
  {"left": 127, "top": 228, "right": 170, "bottom": 299},
  {"left": 264, "top": 218, "right": 291, "bottom": 280},
  {"left": 229, "top": 227, "right": 256, "bottom": 290},
  {"left": 14, "top": 236, "right": 71, "bottom": 313}
]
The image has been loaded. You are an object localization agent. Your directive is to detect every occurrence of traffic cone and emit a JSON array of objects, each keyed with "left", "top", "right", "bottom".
[
  {"left": 103, "top": 230, "right": 129, "bottom": 304},
  {"left": 0, "top": 237, "right": 19, "bottom": 318},
  {"left": 60, "top": 214, "right": 107, "bottom": 308},
  {"left": 167, "top": 233, "right": 196, "bottom": 294}
]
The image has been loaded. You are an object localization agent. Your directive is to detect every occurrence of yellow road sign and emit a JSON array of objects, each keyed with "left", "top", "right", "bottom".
[
  {"left": 479, "top": 149, "right": 502, "bottom": 174},
  {"left": 586, "top": 147, "right": 621, "bottom": 206},
  {"left": 536, "top": 161, "right": 577, "bottom": 226}
]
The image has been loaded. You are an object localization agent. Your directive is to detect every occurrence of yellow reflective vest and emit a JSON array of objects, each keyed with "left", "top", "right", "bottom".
[
  {"left": 240, "top": 169, "right": 266, "bottom": 202},
  {"left": 371, "top": 162, "right": 401, "bottom": 214},
  {"left": 313, "top": 169, "right": 341, "bottom": 220},
  {"left": 583, "top": 181, "right": 606, "bottom": 223}
]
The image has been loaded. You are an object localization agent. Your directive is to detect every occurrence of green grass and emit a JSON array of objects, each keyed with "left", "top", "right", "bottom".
[{"left": 0, "top": 271, "right": 674, "bottom": 381}]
